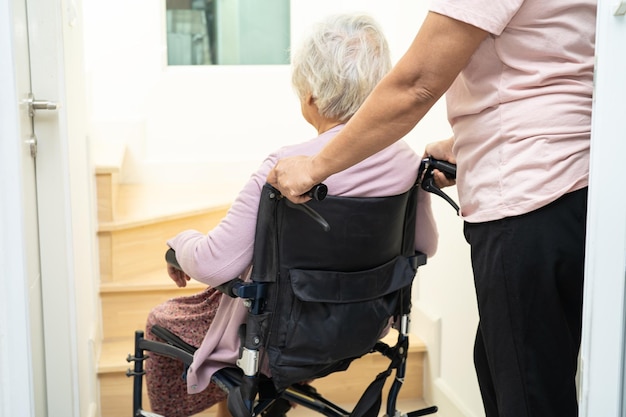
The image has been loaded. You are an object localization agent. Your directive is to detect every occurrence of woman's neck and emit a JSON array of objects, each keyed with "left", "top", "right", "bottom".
[{"left": 316, "top": 121, "right": 342, "bottom": 135}]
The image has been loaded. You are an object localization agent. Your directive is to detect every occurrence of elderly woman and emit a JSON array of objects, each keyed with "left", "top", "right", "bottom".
[{"left": 144, "top": 13, "right": 438, "bottom": 417}]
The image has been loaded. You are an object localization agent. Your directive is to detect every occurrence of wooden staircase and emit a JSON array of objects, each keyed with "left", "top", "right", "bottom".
[{"left": 95, "top": 153, "right": 428, "bottom": 417}]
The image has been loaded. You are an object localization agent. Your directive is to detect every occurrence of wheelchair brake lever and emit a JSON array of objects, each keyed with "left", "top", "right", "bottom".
[
  {"left": 268, "top": 183, "right": 331, "bottom": 232},
  {"left": 418, "top": 157, "right": 460, "bottom": 215},
  {"left": 421, "top": 177, "right": 460, "bottom": 214},
  {"left": 285, "top": 200, "right": 331, "bottom": 232}
]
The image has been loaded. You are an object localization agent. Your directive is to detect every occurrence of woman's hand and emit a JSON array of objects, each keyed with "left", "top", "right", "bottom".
[
  {"left": 424, "top": 137, "right": 457, "bottom": 189},
  {"left": 167, "top": 264, "right": 191, "bottom": 288},
  {"left": 267, "top": 155, "right": 320, "bottom": 203}
]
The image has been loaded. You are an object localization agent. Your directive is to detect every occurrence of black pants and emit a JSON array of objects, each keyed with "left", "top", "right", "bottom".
[{"left": 464, "top": 188, "right": 588, "bottom": 417}]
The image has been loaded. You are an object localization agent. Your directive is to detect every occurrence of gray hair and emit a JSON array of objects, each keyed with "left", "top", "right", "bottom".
[{"left": 291, "top": 13, "right": 391, "bottom": 122}]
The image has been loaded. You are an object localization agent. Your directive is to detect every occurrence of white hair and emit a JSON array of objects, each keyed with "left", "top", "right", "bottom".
[{"left": 291, "top": 13, "right": 392, "bottom": 122}]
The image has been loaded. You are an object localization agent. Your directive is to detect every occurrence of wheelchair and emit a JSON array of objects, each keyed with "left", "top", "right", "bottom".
[{"left": 126, "top": 157, "right": 457, "bottom": 417}]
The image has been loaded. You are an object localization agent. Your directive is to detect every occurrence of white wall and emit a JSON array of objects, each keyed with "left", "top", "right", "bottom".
[
  {"left": 82, "top": 1, "right": 481, "bottom": 416},
  {"left": 60, "top": 0, "right": 101, "bottom": 415},
  {"left": 83, "top": 0, "right": 449, "bottom": 185}
]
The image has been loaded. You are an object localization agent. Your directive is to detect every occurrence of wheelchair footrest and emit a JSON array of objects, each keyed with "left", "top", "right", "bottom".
[{"left": 407, "top": 405, "right": 438, "bottom": 417}]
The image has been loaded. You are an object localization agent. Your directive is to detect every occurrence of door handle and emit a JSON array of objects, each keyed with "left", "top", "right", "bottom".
[
  {"left": 25, "top": 93, "right": 59, "bottom": 157},
  {"left": 27, "top": 93, "right": 58, "bottom": 116}
]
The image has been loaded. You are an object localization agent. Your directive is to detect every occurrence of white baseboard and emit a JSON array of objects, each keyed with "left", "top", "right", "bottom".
[
  {"left": 87, "top": 402, "right": 98, "bottom": 417},
  {"left": 412, "top": 303, "right": 484, "bottom": 417},
  {"left": 411, "top": 302, "right": 441, "bottom": 403},
  {"left": 432, "top": 377, "right": 482, "bottom": 417}
]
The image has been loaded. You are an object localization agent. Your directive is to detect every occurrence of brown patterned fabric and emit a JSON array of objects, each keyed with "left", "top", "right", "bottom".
[{"left": 145, "top": 287, "right": 228, "bottom": 417}]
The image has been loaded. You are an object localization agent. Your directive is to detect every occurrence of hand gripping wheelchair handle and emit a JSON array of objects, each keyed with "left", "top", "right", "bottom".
[{"left": 418, "top": 156, "right": 460, "bottom": 215}]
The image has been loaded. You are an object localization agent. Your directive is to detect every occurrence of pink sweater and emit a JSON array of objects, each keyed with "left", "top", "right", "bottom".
[{"left": 167, "top": 125, "right": 439, "bottom": 394}]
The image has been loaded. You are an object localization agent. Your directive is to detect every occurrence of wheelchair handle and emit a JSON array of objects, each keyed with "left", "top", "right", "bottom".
[
  {"left": 425, "top": 157, "right": 456, "bottom": 180},
  {"left": 305, "top": 183, "right": 328, "bottom": 201},
  {"left": 267, "top": 183, "right": 331, "bottom": 232},
  {"left": 266, "top": 183, "right": 327, "bottom": 201},
  {"left": 165, "top": 247, "right": 181, "bottom": 270},
  {"left": 418, "top": 156, "right": 460, "bottom": 215}
]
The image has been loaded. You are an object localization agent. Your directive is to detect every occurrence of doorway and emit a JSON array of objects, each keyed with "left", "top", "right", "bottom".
[{"left": 0, "top": 0, "right": 99, "bottom": 415}]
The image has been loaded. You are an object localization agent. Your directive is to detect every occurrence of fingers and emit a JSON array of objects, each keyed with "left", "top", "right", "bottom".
[
  {"left": 424, "top": 137, "right": 456, "bottom": 164},
  {"left": 285, "top": 193, "right": 312, "bottom": 204},
  {"left": 167, "top": 264, "right": 188, "bottom": 288},
  {"left": 433, "top": 169, "right": 456, "bottom": 189},
  {"left": 267, "top": 156, "right": 316, "bottom": 203},
  {"left": 266, "top": 166, "right": 279, "bottom": 188}
]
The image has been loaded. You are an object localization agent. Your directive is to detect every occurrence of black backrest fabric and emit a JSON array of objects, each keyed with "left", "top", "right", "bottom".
[
  {"left": 248, "top": 183, "right": 420, "bottom": 390},
  {"left": 251, "top": 184, "right": 418, "bottom": 283}
]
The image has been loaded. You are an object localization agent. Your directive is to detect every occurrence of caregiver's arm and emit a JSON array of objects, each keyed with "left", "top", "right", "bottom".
[{"left": 268, "top": 12, "right": 487, "bottom": 203}]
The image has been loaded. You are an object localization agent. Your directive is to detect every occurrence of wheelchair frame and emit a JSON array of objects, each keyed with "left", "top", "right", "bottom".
[{"left": 127, "top": 302, "right": 438, "bottom": 417}]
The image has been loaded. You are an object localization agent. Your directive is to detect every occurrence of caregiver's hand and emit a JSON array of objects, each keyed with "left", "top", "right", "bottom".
[
  {"left": 424, "top": 137, "right": 457, "bottom": 189},
  {"left": 267, "top": 155, "right": 323, "bottom": 204}
]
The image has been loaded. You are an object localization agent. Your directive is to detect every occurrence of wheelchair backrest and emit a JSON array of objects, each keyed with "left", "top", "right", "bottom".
[{"left": 247, "top": 182, "right": 421, "bottom": 390}]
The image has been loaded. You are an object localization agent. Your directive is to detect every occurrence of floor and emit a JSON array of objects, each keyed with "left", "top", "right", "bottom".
[
  {"left": 289, "top": 398, "right": 431, "bottom": 417},
  {"left": 194, "top": 398, "right": 432, "bottom": 417}
]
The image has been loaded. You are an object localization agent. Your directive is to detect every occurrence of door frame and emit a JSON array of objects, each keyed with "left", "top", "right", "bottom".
[
  {"left": 1, "top": 0, "right": 99, "bottom": 416},
  {"left": 579, "top": 0, "right": 626, "bottom": 415}
]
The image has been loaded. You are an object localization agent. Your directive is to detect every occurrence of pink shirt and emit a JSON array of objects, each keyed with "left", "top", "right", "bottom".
[
  {"left": 430, "top": 0, "right": 595, "bottom": 222},
  {"left": 167, "top": 125, "right": 439, "bottom": 394}
]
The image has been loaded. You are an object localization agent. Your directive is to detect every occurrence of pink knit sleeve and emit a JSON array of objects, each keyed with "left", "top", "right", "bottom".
[{"left": 167, "top": 155, "right": 277, "bottom": 287}]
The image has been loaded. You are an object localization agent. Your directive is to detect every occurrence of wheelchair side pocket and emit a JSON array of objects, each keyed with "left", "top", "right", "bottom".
[{"left": 267, "top": 256, "right": 416, "bottom": 389}]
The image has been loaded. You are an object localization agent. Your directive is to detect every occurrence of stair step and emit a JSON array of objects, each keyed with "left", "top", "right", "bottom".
[
  {"left": 100, "top": 269, "right": 209, "bottom": 340},
  {"left": 100, "top": 268, "right": 208, "bottom": 293},
  {"left": 101, "top": 183, "right": 236, "bottom": 228},
  {"left": 100, "top": 338, "right": 137, "bottom": 374},
  {"left": 93, "top": 139, "right": 125, "bottom": 223},
  {"left": 98, "top": 329, "right": 424, "bottom": 373},
  {"left": 98, "top": 186, "right": 230, "bottom": 282}
]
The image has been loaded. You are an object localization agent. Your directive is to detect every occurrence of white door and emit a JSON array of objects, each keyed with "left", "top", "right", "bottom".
[
  {"left": 4, "top": 0, "right": 49, "bottom": 415},
  {"left": 1, "top": 0, "right": 87, "bottom": 415}
]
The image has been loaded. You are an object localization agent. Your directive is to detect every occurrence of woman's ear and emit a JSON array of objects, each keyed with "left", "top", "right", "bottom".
[{"left": 305, "top": 93, "right": 315, "bottom": 106}]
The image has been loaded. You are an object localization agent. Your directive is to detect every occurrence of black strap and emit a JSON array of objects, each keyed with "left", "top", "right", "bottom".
[
  {"left": 350, "top": 336, "right": 409, "bottom": 417},
  {"left": 350, "top": 366, "right": 393, "bottom": 417}
]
